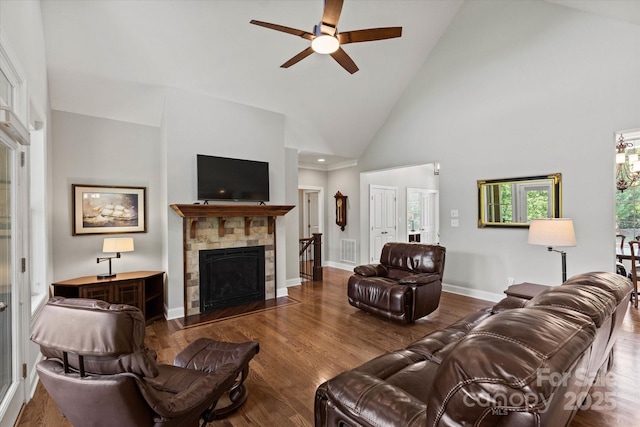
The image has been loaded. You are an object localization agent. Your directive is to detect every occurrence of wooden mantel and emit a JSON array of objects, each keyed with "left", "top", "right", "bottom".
[{"left": 171, "top": 204, "right": 294, "bottom": 238}]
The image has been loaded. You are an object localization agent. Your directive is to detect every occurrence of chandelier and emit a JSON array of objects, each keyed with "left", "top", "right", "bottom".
[{"left": 616, "top": 134, "right": 640, "bottom": 192}]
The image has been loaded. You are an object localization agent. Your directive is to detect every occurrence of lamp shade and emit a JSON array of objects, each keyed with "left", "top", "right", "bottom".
[
  {"left": 102, "top": 237, "right": 134, "bottom": 253},
  {"left": 528, "top": 218, "right": 576, "bottom": 247}
]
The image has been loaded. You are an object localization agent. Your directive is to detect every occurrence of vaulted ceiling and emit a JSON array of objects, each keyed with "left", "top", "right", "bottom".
[{"left": 39, "top": 0, "right": 639, "bottom": 167}]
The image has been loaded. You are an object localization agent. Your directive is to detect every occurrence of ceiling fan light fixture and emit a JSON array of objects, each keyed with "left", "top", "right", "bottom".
[{"left": 311, "top": 35, "right": 339, "bottom": 54}]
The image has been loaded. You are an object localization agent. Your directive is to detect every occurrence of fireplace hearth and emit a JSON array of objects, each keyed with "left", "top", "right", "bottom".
[{"left": 199, "top": 246, "right": 266, "bottom": 313}]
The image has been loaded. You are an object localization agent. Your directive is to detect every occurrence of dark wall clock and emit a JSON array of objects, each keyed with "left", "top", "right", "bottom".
[{"left": 334, "top": 191, "right": 347, "bottom": 231}]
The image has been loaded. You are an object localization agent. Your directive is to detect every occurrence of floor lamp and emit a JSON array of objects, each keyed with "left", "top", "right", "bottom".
[{"left": 528, "top": 218, "right": 576, "bottom": 283}]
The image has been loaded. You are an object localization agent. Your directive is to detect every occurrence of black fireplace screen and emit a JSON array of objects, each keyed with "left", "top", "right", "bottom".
[{"left": 199, "top": 246, "right": 266, "bottom": 313}]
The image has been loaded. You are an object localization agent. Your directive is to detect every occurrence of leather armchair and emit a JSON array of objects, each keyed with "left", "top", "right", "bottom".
[
  {"left": 348, "top": 242, "right": 446, "bottom": 322},
  {"left": 31, "top": 297, "right": 259, "bottom": 427}
]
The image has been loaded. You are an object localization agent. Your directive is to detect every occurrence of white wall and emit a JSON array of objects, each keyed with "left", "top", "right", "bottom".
[
  {"left": 358, "top": 0, "right": 640, "bottom": 295},
  {"left": 284, "top": 148, "right": 299, "bottom": 284},
  {"left": 163, "top": 87, "right": 287, "bottom": 317},
  {"left": 51, "top": 111, "right": 163, "bottom": 280},
  {"left": 326, "top": 166, "right": 361, "bottom": 268}
]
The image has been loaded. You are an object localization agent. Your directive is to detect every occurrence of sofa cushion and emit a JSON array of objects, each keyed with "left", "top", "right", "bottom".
[
  {"left": 426, "top": 306, "right": 596, "bottom": 426},
  {"left": 407, "top": 308, "right": 493, "bottom": 363},
  {"left": 527, "top": 281, "right": 620, "bottom": 328},
  {"left": 379, "top": 242, "right": 446, "bottom": 277},
  {"left": 348, "top": 277, "right": 412, "bottom": 314}
]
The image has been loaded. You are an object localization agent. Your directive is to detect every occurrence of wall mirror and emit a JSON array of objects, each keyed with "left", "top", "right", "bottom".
[{"left": 477, "top": 173, "right": 561, "bottom": 228}]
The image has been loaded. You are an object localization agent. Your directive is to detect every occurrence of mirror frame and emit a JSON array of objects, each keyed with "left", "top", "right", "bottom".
[{"left": 477, "top": 173, "right": 562, "bottom": 228}]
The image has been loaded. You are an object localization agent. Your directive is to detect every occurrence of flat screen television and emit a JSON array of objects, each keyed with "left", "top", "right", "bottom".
[{"left": 197, "top": 154, "right": 270, "bottom": 202}]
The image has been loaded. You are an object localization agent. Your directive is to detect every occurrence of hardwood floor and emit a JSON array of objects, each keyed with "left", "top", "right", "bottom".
[{"left": 15, "top": 267, "right": 640, "bottom": 426}]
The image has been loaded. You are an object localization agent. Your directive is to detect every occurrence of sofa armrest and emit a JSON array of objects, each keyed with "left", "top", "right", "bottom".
[
  {"left": 353, "top": 264, "right": 387, "bottom": 277},
  {"left": 315, "top": 371, "right": 426, "bottom": 427},
  {"left": 399, "top": 273, "right": 440, "bottom": 286}
]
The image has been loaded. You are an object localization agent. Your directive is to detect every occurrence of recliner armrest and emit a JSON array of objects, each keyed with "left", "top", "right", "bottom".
[
  {"left": 316, "top": 371, "right": 426, "bottom": 426},
  {"left": 353, "top": 264, "right": 387, "bottom": 277},
  {"left": 399, "top": 273, "right": 440, "bottom": 286}
]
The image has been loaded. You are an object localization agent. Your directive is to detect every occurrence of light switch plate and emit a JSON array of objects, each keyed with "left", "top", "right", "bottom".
[
  {"left": 451, "top": 219, "right": 459, "bottom": 227},
  {"left": 451, "top": 209, "right": 459, "bottom": 218}
]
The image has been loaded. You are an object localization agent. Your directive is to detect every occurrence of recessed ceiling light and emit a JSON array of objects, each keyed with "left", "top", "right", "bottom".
[{"left": 317, "top": 158, "right": 326, "bottom": 162}]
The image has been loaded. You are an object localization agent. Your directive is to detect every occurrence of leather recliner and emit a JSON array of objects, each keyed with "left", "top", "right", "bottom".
[
  {"left": 347, "top": 242, "right": 446, "bottom": 322},
  {"left": 31, "top": 297, "right": 260, "bottom": 427}
]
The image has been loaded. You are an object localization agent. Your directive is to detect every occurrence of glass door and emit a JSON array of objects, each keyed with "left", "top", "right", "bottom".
[
  {"left": 407, "top": 188, "right": 439, "bottom": 244},
  {"left": 0, "top": 135, "right": 20, "bottom": 422}
]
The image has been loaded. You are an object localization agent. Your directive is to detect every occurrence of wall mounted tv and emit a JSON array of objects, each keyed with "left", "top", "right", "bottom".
[{"left": 197, "top": 154, "right": 270, "bottom": 202}]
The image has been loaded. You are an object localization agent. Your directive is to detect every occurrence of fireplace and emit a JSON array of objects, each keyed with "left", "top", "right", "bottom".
[
  {"left": 199, "top": 246, "right": 266, "bottom": 313},
  {"left": 171, "top": 204, "right": 294, "bottom": 317}
]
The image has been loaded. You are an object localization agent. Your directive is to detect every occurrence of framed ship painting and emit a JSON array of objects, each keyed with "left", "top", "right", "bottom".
[{"left": 72, "top": 184, "right": 147, "bottom": 235}]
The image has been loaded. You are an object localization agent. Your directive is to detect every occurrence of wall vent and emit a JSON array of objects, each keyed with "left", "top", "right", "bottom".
[{"left": 340, "top": 239, "right": 357, "bottom": 264}]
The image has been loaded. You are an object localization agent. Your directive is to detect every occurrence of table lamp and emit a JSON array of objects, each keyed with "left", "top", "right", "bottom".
[
  {"left": 527, "top": 218, "right": 576, "bottom": 283},
  {"left": 97, "top": 237, "right": 134, "bottom": 279}
]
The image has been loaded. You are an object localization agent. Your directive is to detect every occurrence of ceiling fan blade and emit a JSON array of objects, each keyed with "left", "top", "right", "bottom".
[
  {"left": 322, "top": 0, "right": 344, "bottom": 28},
  {"left": 330, "top": 47, "right": 359, "bottom": 74},
  {"left": 338, "top": 27, "right": 402, "bottom": 45},
  {"left": 281, "top": 47, "right": 315, "bottom": 68},
  {"left": 250, "top": 20, "right": 314, "bottom": 40}
]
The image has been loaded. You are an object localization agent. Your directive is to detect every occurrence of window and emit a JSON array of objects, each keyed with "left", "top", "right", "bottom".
[
  {"left": 615, "top": 131, "right": 640, "bottom": 242},
  {"left": 616, "top": 179, "right": 640, "bottom": 241}
]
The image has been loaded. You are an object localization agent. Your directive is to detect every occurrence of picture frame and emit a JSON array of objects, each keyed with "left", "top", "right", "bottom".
[{"left": 72, "top": 184, "right": 147, "bottom": 235}]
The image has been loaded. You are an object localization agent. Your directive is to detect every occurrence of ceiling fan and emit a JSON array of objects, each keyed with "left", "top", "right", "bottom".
[{"left": 250, "top": 0, "right": 402, "bottom": 74}]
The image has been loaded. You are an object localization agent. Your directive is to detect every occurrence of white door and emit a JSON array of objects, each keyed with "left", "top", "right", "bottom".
[
  {"left": 370, "top": 185, "right": 397, "bottom": 262},
  {"left": 305, "top": 191, "right": 320, "bottom": 238},
  {"left": 420, "top": 190, "right": 439, "bottom": 244},
  {"left": 0, "top": 137, "right": 25, "bottom": 424}
]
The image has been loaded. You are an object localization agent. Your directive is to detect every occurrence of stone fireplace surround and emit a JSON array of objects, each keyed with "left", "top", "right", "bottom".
[{"left": 171, "top": 204, "right": 294, "bottom": 317}]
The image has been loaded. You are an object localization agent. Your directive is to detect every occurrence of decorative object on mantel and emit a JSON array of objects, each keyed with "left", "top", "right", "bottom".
[
  {"left": 72, "top": 184, "right": 147, "bottom": 235},
  {"left": 170, "top": 204, "right": 294, "bottom": 239},
  {"left": 334, "top": 191, "right": 347, "bottom": 231},
  {"left": 616, "top": 132, "right": 640, "bottom": 192},
  {"left": 527, "top": 218, "right": 576, "bottom": 283},
  {"left": 96, "top": 237, "right": 134, "bottom": 279}
]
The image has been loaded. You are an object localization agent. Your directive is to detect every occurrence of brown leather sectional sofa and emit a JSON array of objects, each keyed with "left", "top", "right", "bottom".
[
  {"left": 316, "top": 271, "right": 631, "bottom": 427},
  {"left": 348, "top": 242, "right": 446, "bottom": 322}
]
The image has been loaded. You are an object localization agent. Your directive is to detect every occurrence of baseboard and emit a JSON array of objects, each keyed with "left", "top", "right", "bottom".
[
  {"left": 28, "top": 354, "right": 43, "bottom": 398},
  {"left": 442, "top": 282, "right": 503, "bottom": 303},
  {"left": 286, "top": 277, "right": 301, "bottom": 287},
  {"left": 277, "top": 287, "right": 289, "bottom": 297},
  {"left": 324, "top": 261, "right": 355, "bottom": 271},
  {"left": 166, "top": 305, "right": 184, "bottom": 321}
]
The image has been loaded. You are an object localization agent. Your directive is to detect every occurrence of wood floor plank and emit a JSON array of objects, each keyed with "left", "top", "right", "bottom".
[{"left": 15, "top": 267, "right": 640, "bottom": 426}]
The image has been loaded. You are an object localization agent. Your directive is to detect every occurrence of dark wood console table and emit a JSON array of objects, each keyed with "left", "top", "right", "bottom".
[{"left": 52, "top": 270, "right": 165, "bottom": 323}]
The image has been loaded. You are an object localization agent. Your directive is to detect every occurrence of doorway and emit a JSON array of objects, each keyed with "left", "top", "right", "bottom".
[
  {"left": 407, "top": 188, "right": 439, "bottom": 244},
  {"left": 360, "top": 163, "right": 439, "bottom": 264},
  {"left": 298, "top": 186, "right": 324, "bottom": 266}
]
